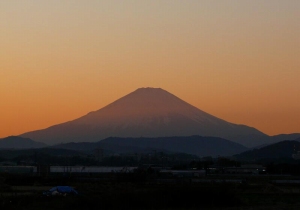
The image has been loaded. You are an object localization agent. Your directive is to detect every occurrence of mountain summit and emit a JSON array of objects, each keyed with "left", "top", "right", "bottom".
[{"left": 20, "top": 87, "right": 267, "bottom": 146}]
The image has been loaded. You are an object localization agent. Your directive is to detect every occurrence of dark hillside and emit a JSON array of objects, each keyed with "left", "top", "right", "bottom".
[
  {"left": 53, "top": 135, "right": 247, "bottom": 157},
  {"left": 234, "top": 140, "right": 300, "bottom": 161}
]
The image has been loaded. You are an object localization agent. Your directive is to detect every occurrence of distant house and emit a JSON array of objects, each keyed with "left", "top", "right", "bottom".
[
  {"left": 49, "top": 166, "right": 137, "bottom": 174},
  {"left": 0, "top": 166, "right": 36, "bottom": 174},
  {"left": 160, "top": 169, "right": 206, "bottom": 178},
  {"left": 223, "top": 164, "right": 266, "bottom": 175},
  {"left": 0, "top": 161, "right": 17, "bottom": 166}
]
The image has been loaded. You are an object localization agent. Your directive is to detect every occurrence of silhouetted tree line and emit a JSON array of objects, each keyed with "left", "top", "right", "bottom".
[
  {"left": 12, "top": 153, "right": 99, "bottom": 166},
  {"left": 7, "top": 150, "right": 300, "bottom": 176}
]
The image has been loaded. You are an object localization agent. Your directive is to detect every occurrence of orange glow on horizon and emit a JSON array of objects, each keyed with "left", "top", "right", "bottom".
[{"left": 1, "top": 1, "right": 299, "bottom": 138}]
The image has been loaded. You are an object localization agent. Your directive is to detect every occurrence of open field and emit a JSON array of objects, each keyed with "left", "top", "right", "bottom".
[{"left": 1, "top": 173, "right": 300, "bottom": 210}]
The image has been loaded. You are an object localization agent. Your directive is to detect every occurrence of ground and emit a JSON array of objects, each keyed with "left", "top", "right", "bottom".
[{"left": 1, "top": 173, "right": 300, "bottom": 209}]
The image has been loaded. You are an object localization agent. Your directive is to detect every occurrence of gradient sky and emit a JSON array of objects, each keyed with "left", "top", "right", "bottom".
[{"left": 1, "top": 0, "right": 299, "bottom": 138}]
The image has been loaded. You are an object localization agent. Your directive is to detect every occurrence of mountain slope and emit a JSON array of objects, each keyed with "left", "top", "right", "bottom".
[
  {"left": 53, "top": 136, "right": 248, "bottom": 157},
  {"left": 270, "top": 133, "right": 300, "bottom": 143},
  {"left": 0, "top": 136, "right": 46, "bottom": 149},
  {"left": 251, "top": 133, "right": 300, "bottom": 149},
  {"left": 234, "top": 140, "right": 300, "bottom": 161},
  {"left": 21, "top": 87, "right": 267, "bottom": 146}
]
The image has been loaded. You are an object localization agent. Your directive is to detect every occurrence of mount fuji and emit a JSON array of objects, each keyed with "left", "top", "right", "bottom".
[{"left": 20, "top": 87, "right": 270, "bottom": 147}]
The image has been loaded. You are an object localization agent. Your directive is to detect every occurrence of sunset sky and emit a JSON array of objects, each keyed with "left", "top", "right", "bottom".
[{"left": 1, "top": 0, "right": 299, "bottom": 138}]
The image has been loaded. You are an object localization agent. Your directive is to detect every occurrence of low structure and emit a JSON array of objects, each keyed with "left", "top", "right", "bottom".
[
  {"left": 50, "top": 166, "right": 138, "bottom": 174},
  {"left": 0, "top": 166, "right": 36, "bottom": 174},
  {"left": 223, "top": 164, "right": 266, "bottom": 175},
  {"left": 160, "top": 169, "right": 206, "bottom": 178}
]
